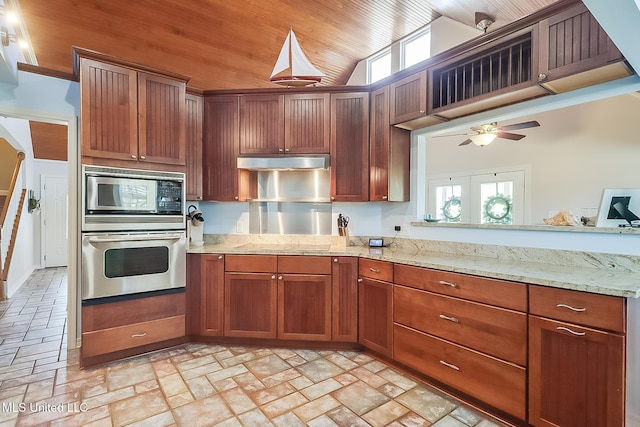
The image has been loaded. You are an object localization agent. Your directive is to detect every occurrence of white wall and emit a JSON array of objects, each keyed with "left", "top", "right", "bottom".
[
  {"left": 346, "top": 17, "right": 480, "bottom": 86},
  {"left": 0, "top": 117, "right": 36, "bottom": 297}
]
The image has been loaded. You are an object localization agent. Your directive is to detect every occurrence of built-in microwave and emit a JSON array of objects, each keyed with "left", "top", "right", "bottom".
[{"left": 82, "top": 165, "right": 185, "bottom": 231}]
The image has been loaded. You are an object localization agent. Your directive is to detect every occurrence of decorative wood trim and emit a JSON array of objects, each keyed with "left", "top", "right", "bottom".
[{"left": 17, "top": 63, "right": 76, "bottom": 81}]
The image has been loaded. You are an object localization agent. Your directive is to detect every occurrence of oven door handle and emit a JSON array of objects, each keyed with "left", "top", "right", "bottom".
[{"left": 87, "top": 235, "right": 183, "bottom": 243}]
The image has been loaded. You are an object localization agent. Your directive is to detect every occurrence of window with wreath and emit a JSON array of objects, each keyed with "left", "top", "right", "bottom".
[{"left": 427, "top": 169, "right": 526, "bottom": 225}]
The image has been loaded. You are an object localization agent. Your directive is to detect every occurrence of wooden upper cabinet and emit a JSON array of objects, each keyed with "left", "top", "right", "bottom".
[
  {"left": 239, "top": 94, "right": 284, "bottom": 155},
  {"left": 79, "top": 58, "right": 138, "bottom": 162},
  {"left": 77, "top": 52, "right": 188, "bottom": 168},
  {"left": 185, "top": 94, "right": 203, "bottom": 201},
  {"left": 389, "top": 71, "right": 427, "bottom": 126},
  {"left": 203, "top": 96, "right": 255, "bottom": 202},
  {"left": 137, "top": 72, "right": 186, "bottom": 165},
  {"left": 538, "top": 3, "right": 631, "bottom": 93},
  {"left": 330, "top": 92, "right": 369, "bottom": 202},
  {"left": 369, "top": 86, "right": 410, "bottom": 202},
  {"left": 284, "top": 93, "right": 330, "bottom": 154},
  {"left": 429, "top": 27, "right": 548, "bottom": 121}
]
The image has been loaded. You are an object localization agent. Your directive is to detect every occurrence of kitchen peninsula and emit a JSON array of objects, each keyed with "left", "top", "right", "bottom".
[{"left": 186, "top": 234, "right": 640, "bottom": 426}]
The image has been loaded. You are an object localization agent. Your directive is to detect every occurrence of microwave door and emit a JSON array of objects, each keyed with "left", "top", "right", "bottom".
[{"left": 86, "top": 177, "right": 157, "bottom": 212}]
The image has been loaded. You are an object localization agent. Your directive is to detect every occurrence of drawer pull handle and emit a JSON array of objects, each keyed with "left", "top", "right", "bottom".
[
  {"left": 439, "top": 314, "right": 459, "bottom": 323},
  {"left": 557, "top": 303, "right": 586, "bottom": 312},
  {"left": 131, "top": 333, "right": 147, "bottom": 338},
  {"left": 438, "top": 280, "right": 458, "bottom": 288},
  {"left": 556, "top": 326, "right": 586, "bottom": 336},
  {"left": 369, "top": 268, "right": 381, "bottom": 273},
  {"left": 439, "top": 360, "right": 460, "bottom": 371}
]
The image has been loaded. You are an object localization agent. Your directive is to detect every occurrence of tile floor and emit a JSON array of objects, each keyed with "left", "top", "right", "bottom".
[{"left": 0, "top": 267, "right": 507, "bottom": 427}]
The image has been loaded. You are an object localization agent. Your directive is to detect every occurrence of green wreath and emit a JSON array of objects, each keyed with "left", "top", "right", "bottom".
[
  {"left": 483, "top": 194, "right": 512, "bottom": 223},
  {"left": 442, "top": 196, "right": 462, "bottom": 222}
]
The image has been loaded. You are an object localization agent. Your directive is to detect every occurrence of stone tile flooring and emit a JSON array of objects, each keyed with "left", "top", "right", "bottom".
[{"left": 0, "top": 267, "right": 507, "bottom": 427}]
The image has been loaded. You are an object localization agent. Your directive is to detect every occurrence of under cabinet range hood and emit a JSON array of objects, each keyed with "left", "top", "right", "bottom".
[{"left": 237, "top": 155, "right": 330, "bottom": 170}]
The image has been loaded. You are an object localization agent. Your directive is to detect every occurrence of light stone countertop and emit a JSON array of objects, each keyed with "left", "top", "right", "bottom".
[{"left": 188, "top": 236, "right": 640, "bottom": 298}]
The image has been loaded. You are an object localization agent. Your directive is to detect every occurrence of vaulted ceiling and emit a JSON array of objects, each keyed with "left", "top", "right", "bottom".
[{"left": 18, "top": 0, "right": 560, "bottom": 91}]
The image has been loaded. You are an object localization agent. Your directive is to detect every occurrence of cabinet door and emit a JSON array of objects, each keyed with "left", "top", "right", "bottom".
[
  {"left": 358, "top": 277, "right": 393, "bottom": 357},
  {"left": 529, "top": 315, "right": 624, "bottom": 427},
  {"left": 239, "top": 94, "right": 284, "bottom": 155},
  {"left": 284, "top": 93, "right": 330, "bottom": 154},
  {"left": 137, "top": 72, "right": 186, "bottom": 165},
  {"left": 369, "top": 86, "right": 410, "bottom": 202},
  {"left": 278, "top": 274, "right": 332, "bottom": 341},
  {"left": 185, "top": 94, "right": 203, "bottom": 200},
  {"left": 200, "top": 254, "right": 225, "bottom": 336},
  {"left": 79, "top": 58, "right": 138, "bottom": 161},
  {"left": 332, "top": 257, "right": 358, "bottom": 342},
  {"left": 389, "top": 70, "right": 427, "bottom": 125},
  {"left": 538, "top": 3, "right": 627, "bottom": 92},
  {"left": 330, "top": 92, "right": 369, "bottom": 202},
  {"left": 203, "top": 96, "right": 254, "bottom": 201},
  {"left": 224, "top": 272, "right": 277, "bottom": 338}
]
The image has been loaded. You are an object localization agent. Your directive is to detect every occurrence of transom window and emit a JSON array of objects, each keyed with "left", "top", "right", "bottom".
[
  {"left": 367, "top": 50, "right": 392, "bottom": 84},
  {"left": 402, "top": 29, "right": 431, "bottom": 69}
]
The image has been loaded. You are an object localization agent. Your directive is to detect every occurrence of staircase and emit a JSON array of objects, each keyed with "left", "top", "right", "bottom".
[{"left": 0, "top": 152, "right": 26, "bottom": 300}]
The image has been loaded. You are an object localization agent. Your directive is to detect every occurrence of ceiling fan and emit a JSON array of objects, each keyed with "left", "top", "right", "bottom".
[{"left": 435, "top": 121, "right": 541, "bottom": 147}]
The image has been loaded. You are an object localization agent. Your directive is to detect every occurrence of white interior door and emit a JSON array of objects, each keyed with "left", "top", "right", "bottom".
[{"left": 43, "top": 176, "right": 68, "bottom": 267}]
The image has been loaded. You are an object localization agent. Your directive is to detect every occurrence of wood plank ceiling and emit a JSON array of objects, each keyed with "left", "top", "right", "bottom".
[{"left": 18, "top": 0, "right": 560, "bottom": 91}]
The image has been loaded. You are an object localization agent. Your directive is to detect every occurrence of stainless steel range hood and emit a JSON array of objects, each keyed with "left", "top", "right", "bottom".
[{"left": 237, "top": 155, "right": 330, "bottom": 170}]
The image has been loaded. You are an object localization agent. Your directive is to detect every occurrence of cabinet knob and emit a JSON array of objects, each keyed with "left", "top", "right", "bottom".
[
  {"left": 278, "top": 148, "right": 284, "bottom": 152},
  {"left": 382, "top": 195, "right": 388, "bottom": 200},
  {"left": 218, "top": 255, "right": 223, "bottom": 260},
  {"left": 330, "top": 196, "right": 335, "bottom": 201},
  {"left": 357, "top": 278, "right": 363, "bottom": 282},
  {"left": 278, "top": 275, "right": 283, "bottom": 280},
  {"left": 140, "top": 155, "right": 146, "bottom": 160},
  {"left": 419, "top": 110, "right": 426, "bottom": 114},
  {"left": 131, "top": 154, "right": 137, "bottom": 159},
  {"left": 333, "top": 258, "right": 338, "bottom": 263},
  {"left": 285, "top": 148, "right": 290, "bottom": 152},
  {"left": 234, "top": 196, "right": 239, "bottom": 200},
  {"left": 538, "top": 72, "right": 548, "bottom": 82},
  {"left": 271, "top": 275, "right": 276, "bottom": 279},
  {"left": 197, "top": 196, "right": 202, "bottom": 200}
]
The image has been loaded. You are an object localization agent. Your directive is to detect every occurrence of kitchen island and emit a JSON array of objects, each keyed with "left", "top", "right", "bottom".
[{"left": 187, "top": 234, "right": 640, "bottom": 426}]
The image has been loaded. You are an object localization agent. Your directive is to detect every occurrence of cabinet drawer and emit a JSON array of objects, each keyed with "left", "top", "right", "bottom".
[
  {"left": 82, "top": 315, "right": 185, "bottom": 358},
  {"left": 529, "top": 286, "right": 625, "bottom": 333},
  {"left": 394, "top": 324, "right": 526, "bottom": 420},
  {"left": 225, "top": 255, "right": 277, "bottom": 273},
  {"left": 359, "top": 259, "right": 393, "bottom": 282},
  {"left": 278, "top": 256, "right": 331, "bottom": 274},
  {"left": 394, "top": 285, "right": 526, "bottom": 365},
  {"left": 394, "top": 263, "right": 527, "bottom": 311}
]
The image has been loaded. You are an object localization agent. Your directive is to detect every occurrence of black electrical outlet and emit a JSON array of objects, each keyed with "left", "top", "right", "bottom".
[{"left": 394, "top": 225, "right": 401, "bottom": 232}]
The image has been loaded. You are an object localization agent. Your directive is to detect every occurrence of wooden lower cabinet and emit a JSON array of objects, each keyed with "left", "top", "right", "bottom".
[
  {"left": 200, "top": 254, "right": 225, "bottom": 336},
  {"left": 528, "top": 315, "right": 625, "bottom": 427},
  {"left": 359, "top": 277, "right": 393, "bottom": 357},
  {"left": 394, "top": 323, "right": 526, "bottom": 420},
  {"left": 81, "top": 292, "right": 186, "bottom": 361},
  {"left": 332, "top": 257, "right": 358, "bottom": 342},
  {"left": 224, "top": 272, "right": 277, "bottom": 339},
  {"left": 278, "top": 274, "right": 332, "bottom": 341}
]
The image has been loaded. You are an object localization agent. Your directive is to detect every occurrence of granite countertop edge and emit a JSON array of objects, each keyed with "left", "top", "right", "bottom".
[{"left": 188, "top": 244, "right": 640, "bottom": 298}]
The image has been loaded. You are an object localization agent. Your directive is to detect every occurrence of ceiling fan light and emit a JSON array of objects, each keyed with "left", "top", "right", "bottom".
[{"left": 470, "top": 133, "right": 497, "bottom": 147}]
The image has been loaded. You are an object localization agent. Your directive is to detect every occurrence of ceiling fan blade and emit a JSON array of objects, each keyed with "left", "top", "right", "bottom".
[
  {"left": 458, "top": 139, "right": 473, "bottom": 146},
  {"left": 432, "top": 132, "right": 475, "bottom": 138},
  {"left": 498, "top": 120, "right": 540, "bottom": 131},
  {"left": 497, "top": 131, "right": 526, "bottom": 141}
]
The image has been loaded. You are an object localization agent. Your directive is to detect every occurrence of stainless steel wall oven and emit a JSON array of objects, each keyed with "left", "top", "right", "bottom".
[{"left": 81, "top": 165, "right": 186, "bottom": 301}]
